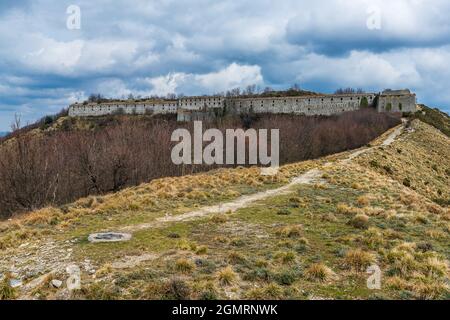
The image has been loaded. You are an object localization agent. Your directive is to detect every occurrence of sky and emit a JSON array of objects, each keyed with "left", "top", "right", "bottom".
[{"left": 0, "top": 0, "right": 449, "bottom": 131}]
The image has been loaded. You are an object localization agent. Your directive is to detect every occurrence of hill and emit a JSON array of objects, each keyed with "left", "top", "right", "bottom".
[
  {"left": 0, "top": 109, "right": 399, "bottom": 219},
  {"left": 413, "top": 104, "right": 450, "bottom": 137},
  {"left": 0, "top": 119, "right": 448, "bottom": 300}
]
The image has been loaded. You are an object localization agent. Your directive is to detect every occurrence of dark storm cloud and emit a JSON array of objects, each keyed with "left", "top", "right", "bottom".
[{"left": 0, "top": 0, "right": 449, "bottom": 130}]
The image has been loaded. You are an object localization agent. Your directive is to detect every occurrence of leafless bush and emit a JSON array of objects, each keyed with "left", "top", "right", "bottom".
[{"left": 0, "top": 110, "right": 400, "bottom": 219}]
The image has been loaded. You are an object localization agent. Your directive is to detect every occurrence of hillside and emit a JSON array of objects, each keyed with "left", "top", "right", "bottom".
[
  {"left": 0, "top": 119, "right": 448, "bottom": 300},
  {"left": 0, "top": 110, "right": 399, "bottom": 219},
  {"left": 414, "top": 105, "right": 450, "bottom": 137}
]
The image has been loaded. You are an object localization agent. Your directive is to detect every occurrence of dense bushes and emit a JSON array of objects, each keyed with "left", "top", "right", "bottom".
[{"left": 0, "top": 109, "right": 400, "bottom": 219}]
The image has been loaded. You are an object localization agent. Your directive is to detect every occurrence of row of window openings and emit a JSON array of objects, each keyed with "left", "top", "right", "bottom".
[
  {"left": 81, "top": 104, "right": 176, "bottom": 110},
  {"left": 238, "top": 96, "right": 372, "bottom": 106},
  {"left": 183, "top": 96, "right": 373, "bottom": 105},
  {"left": 79, "top": 96, "right": 374, "bottom": 110}
]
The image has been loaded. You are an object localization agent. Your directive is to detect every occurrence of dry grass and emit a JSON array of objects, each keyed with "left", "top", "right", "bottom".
[
  {"left": 217, "top": 266, "right": 237, "bottom": 286},
  {"left": 336, "top": 203, "right": 361, "bottom": 215},
  {"left": 305, "top": 263, "right": 334, "bottom": 282},
  {"left": 386, "top": 275, "right": 448, "bottom": 299},
  {"left": 275, "top": 225, "right": 303, "bottom": 238},
  {"left": 0, "top": 275, "right": 16, "bottom": 300},
  {"left": 344, "top": 249, "right": 375, "bottom": 272},
  {"left": 245, "top": 283, "right": 284, "bottom": 300},
  {"left": 227, "top": 252, "right": 246, "bottom": 265},
  {"left": 358, "top": 120, "right": 450, "bottom": 205},
  {"left": 210, "top": 214, "right": 228, "bottom": 224},
  {"left": 275, "top": 251, "right": 297, "bottom": 265},
  {"left": 348, "top": 214, "right": 370, "bottom": 229},
  {"left": 356, "top": 195, "right": 370, "bottom": 207},
  {"left": 178, "top": 239, "right": 198, "bottom": 251},
  {"left": 195, "top": 246, "right": 208, "bottom": 255},
  {"left": 174, "top": 258, "right": 195, "bottom": 274}
]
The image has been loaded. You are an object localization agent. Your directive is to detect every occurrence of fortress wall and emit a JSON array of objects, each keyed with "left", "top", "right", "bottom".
[
  {"left": 228, "top": 94, "right": 376, "bottom": 116},
  {"left": 69, "top": 91, "right": 415, "bottom": 120},
  {"left": 377, "top": 94, "right": 417, "bottom": 113},
  {"left": 69, "top": 102, "right": 178, "bottom": 117},
  {"left": 179, "top": 97, "right": 225, "bottom": 111}
]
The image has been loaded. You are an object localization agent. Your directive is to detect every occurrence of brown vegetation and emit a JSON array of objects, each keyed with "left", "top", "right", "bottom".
[{"left": 0, "top": 109, "right": 400, "bottom": 219}]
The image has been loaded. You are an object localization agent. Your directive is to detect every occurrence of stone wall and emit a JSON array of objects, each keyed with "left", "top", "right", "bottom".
[
  {"left": 178, "top": 96, "right": 225, "bottom": 111},
  {"left": 225, "top": 94, "right": 377, "bottom": 116},
  {"left": 68, "top": 100, "right": 178, "bottom": 117},
  {"left": 376, "top": 89, "right": 417, "bottom": 113},
  {"left": 68, "top": 90, "right": 417, "bottom": 120}
]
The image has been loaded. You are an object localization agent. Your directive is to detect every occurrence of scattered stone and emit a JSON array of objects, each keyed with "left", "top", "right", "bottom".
[
  {"left": 51, "top": 279, "right": 63, "bottom": 288},
  {"left": 88, "top": 232, "right": 132, "bottom": 243},
  {"left": 10, "top": 279, "right": 23, "bottom": 288}
]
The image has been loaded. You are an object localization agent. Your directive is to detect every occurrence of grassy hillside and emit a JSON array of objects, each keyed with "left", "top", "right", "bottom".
[
  {"left": 0, "top": 120, "right": 448, "bottom": 300},
  {"left": 357, "top": 120, "right": 450, "bottom": 205},
  {"left": 413, "top": 105, "right": 450, "bottom": 137}
]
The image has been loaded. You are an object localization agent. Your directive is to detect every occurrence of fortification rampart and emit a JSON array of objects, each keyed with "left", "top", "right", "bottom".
[
  {"left": 225, "top": 94, "right": 377, "bottom": 115},
  {"left": 68, "top": 89, "right": 417, "bottom": 121},
  {"left": 68, "top": 100, "right": 178, "bottom": 117}
]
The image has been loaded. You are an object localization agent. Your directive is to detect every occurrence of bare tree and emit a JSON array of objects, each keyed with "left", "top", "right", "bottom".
[
  {"left": 0, "top": 110, "right": 400, "bottom": 219},
  {"left": 10, "top": 113, "right": 21, "bottom": 132}
]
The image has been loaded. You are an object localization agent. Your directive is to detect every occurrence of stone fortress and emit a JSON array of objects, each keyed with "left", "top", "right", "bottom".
[{"left": 68, "top": 89, "right": 417, "bottom": 121}]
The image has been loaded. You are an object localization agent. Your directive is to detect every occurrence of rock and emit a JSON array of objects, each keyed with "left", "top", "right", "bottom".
[
  {"left": 10, "top": 279, "right": 23, "bottom": 288},
  {"left": 51, "top": 279, "right": 63, "bottom": 288},
  {"left": 87, "top": 232, "right": 132, "bottom": 243}
]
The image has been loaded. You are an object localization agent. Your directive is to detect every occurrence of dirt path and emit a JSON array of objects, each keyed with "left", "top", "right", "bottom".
[
  {"left": 341, "top": 122, "right": 404, "bottom": 163},
  {"left": 382, "top": 124, "right": 404, "bottom": 146},
  {"left": 2, "top": 123, "right": 405, "bottom": 298},
  {"left": 122, "top": 123, "right": 405, "bottom": 233},
  {"left": 121, "top": 168, "right": 323, "bottom": 232}
]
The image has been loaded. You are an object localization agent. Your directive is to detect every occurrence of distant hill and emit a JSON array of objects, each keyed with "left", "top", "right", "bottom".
[{"left": 0, "top": 132, "right": 9, "bottom": 137}]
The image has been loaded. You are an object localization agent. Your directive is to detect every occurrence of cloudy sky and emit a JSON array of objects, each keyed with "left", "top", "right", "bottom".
[{"left": 0, "top": 0, "right": 449, "bottom": 130}]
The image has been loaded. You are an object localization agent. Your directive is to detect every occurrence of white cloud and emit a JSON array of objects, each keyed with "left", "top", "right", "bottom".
[
  {"left": 146, "top": 73, "right": 188, "bottom": 96},
  {"left": 143, "top": 63, "right": 263, "bottom": 96},
  {"left": 0, "top": 0, "right": 449, "bottom": 130},
  {"left": 294, "top": 50, "right": 421, "bottom": 88},
  {"left": 286, "top": 0, "right": 450, "bottom": 53},
  {"left": 196, "top": 63, "right": 263, "bottom": 92}
]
